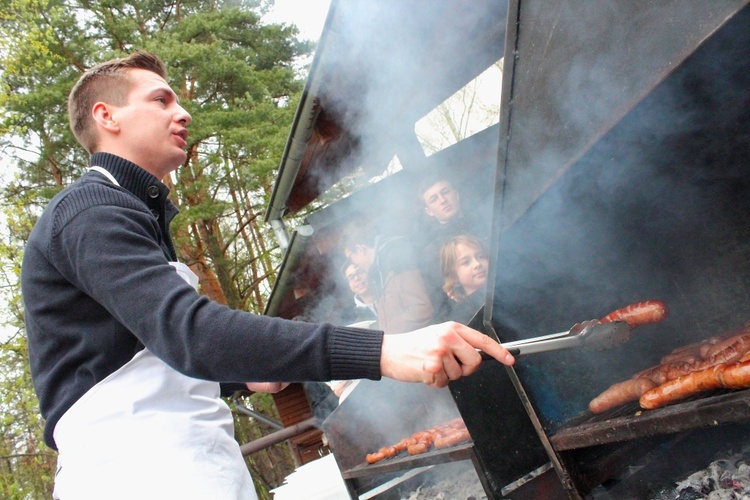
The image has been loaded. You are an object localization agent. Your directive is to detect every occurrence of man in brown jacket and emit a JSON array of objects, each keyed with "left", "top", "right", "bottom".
[{"left": 341, "top": 222, "right": 434, "bottom": 334}]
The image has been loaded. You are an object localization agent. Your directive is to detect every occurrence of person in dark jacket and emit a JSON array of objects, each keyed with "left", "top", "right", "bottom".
[
  {"left": 340, "top": 221, "right": 434, "bottom": 334},
  {"left": 21, "top": 51, "right": 514, "bottom": 499},
  {"left": 414, "top": 174, "right": 487, "bottom": 321}
]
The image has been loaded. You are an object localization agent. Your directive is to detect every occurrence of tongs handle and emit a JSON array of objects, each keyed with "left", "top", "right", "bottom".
[
  {"left": 479, "top": 320, "right": 631, "bottom": 359},
  {"left": 480, "top": 334, "right": 583, "bottom": 359}
]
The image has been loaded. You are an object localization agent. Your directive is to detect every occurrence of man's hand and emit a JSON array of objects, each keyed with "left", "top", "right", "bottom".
[
  {"left": 245, "top": 382, "right": 290, "bottom": 393},
  {"left": 379, "top": 322, "right": 514, "bottom": 388}
]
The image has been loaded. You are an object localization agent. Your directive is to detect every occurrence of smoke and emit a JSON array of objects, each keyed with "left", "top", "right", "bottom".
[
  {"left": 307, "top": 0, "right": 506, "bottom": 187},
  {"left": 295, "top": 0, "right": 750, "bottom": 479},
  {"left": 322, "top": 379, "right": 464, "bottom": 471}
]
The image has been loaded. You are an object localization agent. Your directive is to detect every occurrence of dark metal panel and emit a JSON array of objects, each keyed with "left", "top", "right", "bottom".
[
  {"left": 551, "top": 390, "right": 750, "bottom": 451},
  {"left": 481, "top": 1, "right": 750, "bottom": 496},
  {"left": 449, "top": 362, "right": 553, "bottom": 498},
  {"left": 497, "top": 0, "right": 750, "bottom": 228},
  {"left": 491, "top": 0, "right": 750, "bottom": 430}
]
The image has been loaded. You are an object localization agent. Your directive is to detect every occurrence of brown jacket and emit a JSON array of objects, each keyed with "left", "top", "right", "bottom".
[{"left": 371, "top": 236, "right": 434, "bottom": 334}]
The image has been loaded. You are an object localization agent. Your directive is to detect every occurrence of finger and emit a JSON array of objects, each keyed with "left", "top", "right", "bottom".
[
  {"left": 429, "top": 372, "right": 449, "bottom": 388},
  {"left": 451, "top": 323, "right": 515, "bottom": 366},
  {"left": 448, "top": 324, "right": 507, "bottom": 363},
  {"left": 448, "top": 347, "right": 483, "bottom": 377},
  {"left": 441, "top": 346, "right": 477, "bottom": 379},
  {"left": 422, "top": 360, "right": 448, "bottom": 388},
  {"left": 245, "top": 382, "right": 288, "bottom": 393},
  {"left": 444, "top": 358, "right": 465, "bottom": 381}
]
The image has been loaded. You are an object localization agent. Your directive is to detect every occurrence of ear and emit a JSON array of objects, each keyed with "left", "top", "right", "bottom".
[
  {"left": 424, "top": 206, "right": 435, "bottom": 218},
  {"left": 91, "top": 102, "right": 120, "bottom": 134}
]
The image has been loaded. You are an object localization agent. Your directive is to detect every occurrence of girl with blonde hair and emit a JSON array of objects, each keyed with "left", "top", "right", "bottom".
[{"left": 440, "top": 234, "right": 490, "bottom": 303}]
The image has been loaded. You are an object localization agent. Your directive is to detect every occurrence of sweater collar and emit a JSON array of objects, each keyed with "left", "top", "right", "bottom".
[{"left": 89, "top": 152, "right": 172, "bottom": 203}]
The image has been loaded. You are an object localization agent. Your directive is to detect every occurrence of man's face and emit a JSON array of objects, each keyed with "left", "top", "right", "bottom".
[
  {"left": 344, "top": 245, "right": 373, "bottom": 273},
  {"left": 422, "top": 180, "right": 461, "bottom": 224},
  {"left": 454, "top": 242, "right": 489, "bottom": 297},
  {"left": 344, "top": 264, "right": 369, "bottom": 296},
  {"left": 108, "top": 68, "right": 191, "bottom": 178}
]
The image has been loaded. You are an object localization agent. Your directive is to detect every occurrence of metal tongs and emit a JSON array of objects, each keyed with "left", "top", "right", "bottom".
[{"left": 480, "top": 320, "right": 632, "bottom": 359}]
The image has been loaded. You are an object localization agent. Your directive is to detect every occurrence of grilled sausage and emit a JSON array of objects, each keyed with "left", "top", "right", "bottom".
[
  {"left": 434, "top": 428, "right": 472, "bottom": 448},
  {"left": 696, "top": 327, "right": 747, "bottom": 358},
  {"left": 660, "top": 342, "right": 703, "bottom": 364},
  {"left": 633, "top": 364, "right": 671, "bottom": 385},
  {"left": 639, "top": 359, "right": 750, "bottom": 410},
  {"left": 366, "top": 418, "right": 469, "bottom": 463},
  {"left": 640, "top": 365, "right": 724, "bottom": 410},
  {"left": 721, "top": 358, "right": 750, "bottom": 387},
  {"left": 705, "top": 330, "right": 750, "bottom": 365},
  {"left": 407, "top": 441, "right": 431, "bottom": 455},
  {"left": 393, "top": 438, "right": 409, "bottom": 453},
  {"left": 600, "top": 300, "right": 668, "bottom": 328},
  {"left": 588, "top": 378, "right": 657, "bottom": 414}
]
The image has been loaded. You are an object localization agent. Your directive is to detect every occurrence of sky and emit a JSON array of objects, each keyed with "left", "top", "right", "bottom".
[{"left": 262, "top": 0, "right": 332, "bottom": 42}]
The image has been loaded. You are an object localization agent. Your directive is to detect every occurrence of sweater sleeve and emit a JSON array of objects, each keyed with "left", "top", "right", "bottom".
[{"left": 48, "top": 192, "right": 382, "bottom": 383}]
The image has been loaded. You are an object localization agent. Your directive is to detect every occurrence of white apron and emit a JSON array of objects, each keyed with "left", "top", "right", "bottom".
[{"left": 52, "top": 168, "right": 256, "bottom": 499}]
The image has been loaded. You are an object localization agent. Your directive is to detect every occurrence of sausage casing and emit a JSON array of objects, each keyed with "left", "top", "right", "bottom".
[
  {"left": 589, "top": 378, "right": 657, "bottom": 414},
  {"left": 600, "top": 300, "right": 668, "bottom": 328}
]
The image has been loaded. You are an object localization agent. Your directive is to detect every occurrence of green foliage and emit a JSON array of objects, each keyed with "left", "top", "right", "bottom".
[
  {"left": 0, "top": 0, "right": 313, "bottom": 496},
  {"left": 0, "top": 178, "right": 55, "bottom": 496}
]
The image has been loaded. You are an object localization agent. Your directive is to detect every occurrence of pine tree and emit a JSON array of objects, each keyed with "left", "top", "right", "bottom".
[{"left": 0, "top": 1, "right": 313, "bottom": 496}]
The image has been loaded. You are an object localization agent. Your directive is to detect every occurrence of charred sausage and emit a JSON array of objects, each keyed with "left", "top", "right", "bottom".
[
  {"left": 641, "top": 366, "right": 719, "bottom": 410},
  {"left": 721, "top": 358, "right": 750, "bottom": 388},
  {"left": 639, "top": 359, "right": 750, "bottom": 410},
  {"left": 407, "top": 441, "right": 431, "bottom": 455},
  {"left": 705, "top": 330, "right": 750, "bottom": 365},
  {"left": 366, "top": 418, "right": 469, "bottom": 463},
  {"left": 632, "top": 364, "right": 671, "bottom": 385},
  {"left": 600, "top": 300, "right": 668, "bottom": 328},
  {"left": 434, "top": 428, "right": 472, "bottom": 448}
]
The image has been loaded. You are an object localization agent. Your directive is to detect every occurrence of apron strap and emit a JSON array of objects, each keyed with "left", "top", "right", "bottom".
[{"left": 89, "top": 166, "right": 120, "bottom": 186}]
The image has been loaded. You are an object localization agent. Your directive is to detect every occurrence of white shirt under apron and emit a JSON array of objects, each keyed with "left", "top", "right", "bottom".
[{"left": 52, "top": 168, "right": 256, "bottom": 499}]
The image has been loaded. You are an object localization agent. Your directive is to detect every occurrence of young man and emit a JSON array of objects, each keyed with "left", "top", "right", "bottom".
[
  {"left": 415, "top": 174, "right": 489, "bottom": 320},
  {"left": 422, "top": 177, "right": 463, "bottom": 224},
  {"left": 340, "top": 221, "right": 434, "bottom": 335},
  {"left": 416, "top": 174, "right": 486, "bottom": 253},
  {"left": 342, "top": 261, "right": 378, "bottom": 322},
  {"left": 21, "top": 51, "right": 514, "bottom": 499}
]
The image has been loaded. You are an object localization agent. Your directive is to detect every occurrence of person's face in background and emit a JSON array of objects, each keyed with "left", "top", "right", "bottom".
[
  {"left": 454, "top": 242, "right": 489, "bottom": 296},
  {"left": 345, "top": 264, "right": 369, "bottom": 297},
  {"left": 423, "top": 180, "right": 461, "bottom": 224}
]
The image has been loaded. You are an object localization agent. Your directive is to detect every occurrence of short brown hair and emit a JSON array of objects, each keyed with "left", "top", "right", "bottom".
[
  {"left": 339, "top": 219, "right": 377, "bottom": 253},
  {"left": 68, "top": 51, "right": 167, "bottom": 153},
  {"left": 440, "top": 234, "right": 488, "bottom": 302},
  {"left": 416, "top": 172, "right": 455, "bottom": 200}
]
